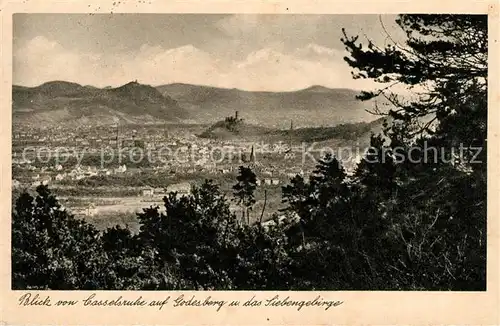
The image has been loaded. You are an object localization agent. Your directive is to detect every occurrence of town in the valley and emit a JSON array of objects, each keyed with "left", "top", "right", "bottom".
[{"left": 12, "top": 110, "right": 366, "bottom": 230}]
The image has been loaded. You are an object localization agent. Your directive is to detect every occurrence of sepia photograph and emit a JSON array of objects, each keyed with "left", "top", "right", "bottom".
[{"left": 10, "top": 12, "right": 488, "bottom": 293}]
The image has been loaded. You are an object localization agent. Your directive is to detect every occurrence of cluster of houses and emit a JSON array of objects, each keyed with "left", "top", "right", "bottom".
[
  {"left": 72, "top": 204, "right": 98, "bottom": 217},
  {"left": 141, "top": 182, "right": 192, "bottom": 197},
  {"left": 256, "top": 178, "right": 281, "bottom": 186},
  {"left": 49, "top": 164, "right": 128, "bottom": 182},
  {"left": 12, "top": 163, "right": 130, "bottom": 188}
]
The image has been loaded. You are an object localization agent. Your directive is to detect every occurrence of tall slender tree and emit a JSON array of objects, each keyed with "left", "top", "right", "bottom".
[
  {"left": 233, "top": 166, "right": 257, "bottom": 224},
  {"left": 341, "top": 15, "right": 487, "bottom": 166}
]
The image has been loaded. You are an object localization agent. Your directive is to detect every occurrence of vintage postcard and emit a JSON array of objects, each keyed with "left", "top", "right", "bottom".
[{"left": 0, "top": 0, "right": 499, "bottom": 325}]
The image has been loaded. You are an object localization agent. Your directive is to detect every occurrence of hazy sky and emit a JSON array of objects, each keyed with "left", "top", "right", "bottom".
[{"left": 13, "top": 14, "right": 405, "bottom": 91}]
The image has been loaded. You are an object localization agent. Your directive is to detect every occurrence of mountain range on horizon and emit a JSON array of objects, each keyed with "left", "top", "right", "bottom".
[
  {"left": 14, "top": 80, "right": 364, "bottom": 96},
  {"left": 12, "top": 80, "right": 387, "bottom": 129}
]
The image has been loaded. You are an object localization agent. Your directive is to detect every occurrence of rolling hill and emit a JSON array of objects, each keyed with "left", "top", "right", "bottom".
[
  {"left": 199, "top": 118, "right": 273, "bottom": 140},
  {"left": 13, "top": 81, "right": 389, "bottom": 128},
  {"left": 156, "top": 83, "right": 387, "bottom": 128},
  {"left": 199, "top": 115, "right": 387, "bottom": 144},
  {"left": 12, "top": 81, "right": 188, "bottom": 127}
]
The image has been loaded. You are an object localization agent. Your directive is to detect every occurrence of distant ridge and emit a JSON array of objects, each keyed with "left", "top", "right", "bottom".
[
  {"left": 299, "top": 85, "right": 336, "bottom": 93},
  {"left": 158, "top": 82, "right": 349, "bottom": 94},
  {"left": 157, "top": 83, "right": 386, "bottom": 128},
  {"left": 13, "top": 81, "right": 188, "bottom": 127},
  {"left": 13, "top": 80, "right": 390, "bottom": 128}
]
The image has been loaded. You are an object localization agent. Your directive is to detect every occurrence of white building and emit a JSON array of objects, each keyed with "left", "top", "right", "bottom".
[
  {"left": 142, "top": 187, "right": 154, "bottom": 197},
  {"left": 115, "top": 164, "right": 127, "bottom": 173}
]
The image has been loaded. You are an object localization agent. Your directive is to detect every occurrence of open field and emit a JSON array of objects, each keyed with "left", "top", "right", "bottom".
[{"left": 56, "top": 181, "right": 285, "bottom": 229}]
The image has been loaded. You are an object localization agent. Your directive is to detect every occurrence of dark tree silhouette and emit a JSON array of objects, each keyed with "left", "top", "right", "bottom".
[
  {"left": 233, "top": 166, "right": 257, "bottom": 224},
  {"left": 338, "top": 14, "right": 487, "bottom": 289},
  {"left": 341, "top": 14, "right": 487, "bottom": 168},
  {"left": 12, "top": 185, "right": 108, "bottom": 289}
]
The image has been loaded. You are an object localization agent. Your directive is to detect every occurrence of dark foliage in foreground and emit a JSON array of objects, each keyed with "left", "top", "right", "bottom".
[
  {"left": 12, "top": 14, "right": 486, "bottom": 290},
  {"left": 11, "top": 144, "right": 486, "bottom": 290}
]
